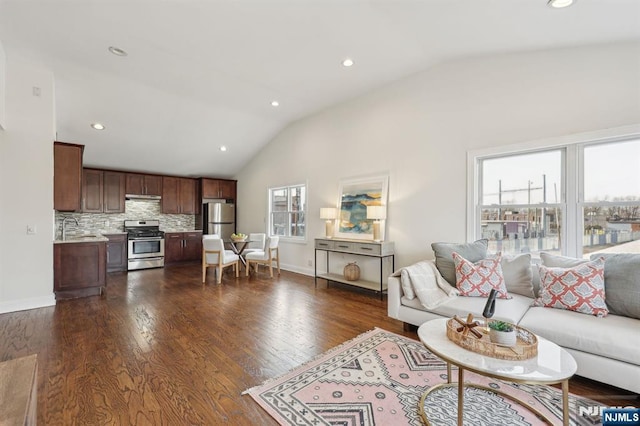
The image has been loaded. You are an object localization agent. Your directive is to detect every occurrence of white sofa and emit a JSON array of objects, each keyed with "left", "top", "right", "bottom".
[{"left": 388, "top": 251, "right": 640, "bottom": 395}]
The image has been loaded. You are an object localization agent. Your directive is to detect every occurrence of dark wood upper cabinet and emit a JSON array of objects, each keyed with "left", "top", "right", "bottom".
[
  {"left": 162, "top": 176, "right": 180, "bottom": 214},
  {"left": 54, "top": 142, "right": 84, "bottom": 211},
  {"left": 126, "top": 173, "right": 163, "bottom": 196},
  {"left": 144, "top": 175, "right": 163, "bottom": 196},
  {"left": 103, "top": 171, "right": 126, "bottom": 213},
  {"left": 82, "top": 169, "right": 125, "bottom": 213},
  {"left": 179, "top": 178, "right": 196, "bottom": 214},
  {"left": 82, "top": 169, "right": 104, "bottom": 213},
  {"left": 201, "top": 178, "right": 236, "bottom": 201},
  {"left": 162, "top": 176, "right": 196, "bottom": 214}
]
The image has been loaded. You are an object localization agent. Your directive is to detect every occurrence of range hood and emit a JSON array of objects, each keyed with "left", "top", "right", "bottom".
[{"left": 125, "top": 194, "right": 162, "bottom": 201}]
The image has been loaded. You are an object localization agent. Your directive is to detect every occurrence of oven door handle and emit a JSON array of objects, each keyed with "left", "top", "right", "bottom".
[{"left": 130, "top": 237, "right": 163, "bottom": 242}]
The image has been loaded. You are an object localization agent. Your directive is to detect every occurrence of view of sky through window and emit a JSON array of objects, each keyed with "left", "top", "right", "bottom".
[{"left": 481, "top": 150, "right": 561, "bottom": 205}]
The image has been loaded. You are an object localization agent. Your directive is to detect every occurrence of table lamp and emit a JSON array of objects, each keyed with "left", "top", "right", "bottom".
[
  {"left": 320, "top": 207, "right": 337, "bottom": 238},
  {"left": 366, "top": 205, "right": 386, "bottom": 242}
]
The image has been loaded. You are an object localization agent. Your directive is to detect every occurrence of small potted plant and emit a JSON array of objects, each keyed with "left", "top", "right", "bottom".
[{"left": 488, "top": 320, "right": 517, "bottom": 346}]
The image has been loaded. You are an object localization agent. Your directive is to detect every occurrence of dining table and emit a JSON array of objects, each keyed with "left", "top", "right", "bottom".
[{"left": 227, "top": 240, "right": 249, "bottom": 268}]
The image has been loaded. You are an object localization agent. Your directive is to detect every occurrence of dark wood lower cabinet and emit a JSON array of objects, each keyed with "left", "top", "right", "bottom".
[
  {"left": 165, "top": 231, "right": 202, "bottom": 264},
  {"left": 54, "top": 242, "right": 106, "bottom": 299},
  {"left": 183, "top": 232, "right": 203, "bottom": 261},
  {"left": 105, "top": 234, "right": 127, "bottom": 272}
]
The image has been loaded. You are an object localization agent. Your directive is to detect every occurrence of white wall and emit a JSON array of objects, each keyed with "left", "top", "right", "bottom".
[
  {"left": 0, "top": 54, "right": 56, "bottom": 313},
  {"left": 235, "top": 42, "right": 640, "bottom": 275},
  {"left": 0, "top": 42, "right": 6, "bottom": 129}
]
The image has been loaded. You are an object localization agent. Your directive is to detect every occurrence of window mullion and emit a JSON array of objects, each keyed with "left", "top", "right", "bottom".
[{"left": 565, "top": 144, "right": 580, "bottom": 257}]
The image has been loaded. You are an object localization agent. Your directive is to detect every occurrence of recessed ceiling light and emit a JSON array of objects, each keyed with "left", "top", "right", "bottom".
[
  {"left": 91, "top": 123, "right": 105, "bottom": 130},
  {"left": 271, "top": 100, "right": 280, "bottom": 107},
  {"left": 220, "top": 146, "right": 227, "bottom": 152},
  {"left": 342, "top": 58, "right": 354, "bottom": 67},
  {"left": 108, "top": 46, "right": 128, "bottom": 57},
  {"left": 547, "top": 0, "right": 574, "bottom": 8}
]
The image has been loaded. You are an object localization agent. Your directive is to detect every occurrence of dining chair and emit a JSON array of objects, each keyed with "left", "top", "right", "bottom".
[
  {"left": 202, "top": 237, "right": 239, "bottom": 284},
  {"left": 243, "top": 233, "right": 266, "bottom": 255},
  {"left": 245, "top": 236, "right": 280, "bottom": 278}
]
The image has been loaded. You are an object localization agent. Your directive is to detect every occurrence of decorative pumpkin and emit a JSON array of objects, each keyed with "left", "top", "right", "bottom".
[{"left": 343, "top": 262, "right": 360, "bottom": 281}]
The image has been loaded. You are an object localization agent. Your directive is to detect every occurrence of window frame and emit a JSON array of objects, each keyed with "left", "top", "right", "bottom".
[
  {"left": 268, "top": 182, "right": 307, "bottom": 242},
  {"left": 467, "top": 126, "right": 640, "bottom": 258}
]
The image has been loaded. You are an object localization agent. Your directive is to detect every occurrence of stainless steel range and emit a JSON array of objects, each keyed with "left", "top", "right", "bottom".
[{"left": 125, "top": 220, "right": 165, "bottom": 271}]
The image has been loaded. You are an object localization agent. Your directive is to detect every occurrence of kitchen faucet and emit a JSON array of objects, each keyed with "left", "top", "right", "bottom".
[{"left": 61, "top": 217, "right": 79, "bottom": 241}]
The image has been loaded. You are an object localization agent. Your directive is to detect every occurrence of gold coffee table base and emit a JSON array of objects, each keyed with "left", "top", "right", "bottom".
[{"left": 418, "top": 367, "right": 564, "bottom": 426}]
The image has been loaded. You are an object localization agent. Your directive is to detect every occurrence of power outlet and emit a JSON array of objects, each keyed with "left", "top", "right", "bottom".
[
  {"left": 307, "top": 259, "right": 313, "bottom": 267},
  {"left": 26, "top": 225, "right": 37, "bottom": 235}
]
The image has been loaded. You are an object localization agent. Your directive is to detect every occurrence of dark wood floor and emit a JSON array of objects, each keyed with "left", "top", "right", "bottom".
[{"left": 0, "top": 263, "right": 637, "bottom": 425}]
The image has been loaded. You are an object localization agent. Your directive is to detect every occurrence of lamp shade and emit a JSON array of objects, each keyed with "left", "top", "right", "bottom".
[
  {"left": 366, "top": 205, "right": 386, "bottom": 220},
  {"left": 320, "top": 207, "right": 337, "bottom": 220}
]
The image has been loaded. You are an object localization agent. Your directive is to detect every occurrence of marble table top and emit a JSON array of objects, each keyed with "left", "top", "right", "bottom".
[{"left": 418, "top": 318, "right": 577, "bottom": 384}]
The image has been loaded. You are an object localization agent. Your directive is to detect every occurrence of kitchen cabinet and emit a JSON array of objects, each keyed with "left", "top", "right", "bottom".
[
  {"left": 54, "top": 241, "right": 106, "bottom": 299},
  {"left": 105, "top": 234, "right": 127, "bottom": 272},
  {"left": 82, "top": 169, "right": 125, "bottom": 213},
  {"left": 54, "top": 142, "right": 84, "bottom": 211},
  {"left": 125, "top": 173, "right": 162, "bottom": 196},
  {"left": 165, "top": 231, "right": 202, "bottom": 263},
  {"left": 82, "top": 169, "right": 103, "bottom": 212},
  {"left": 201, "top": 178, "right": 236, "bottom": 201},
  {"left": 103, "top": 171, "right": 126, "bottom": 213},
  {"left": 162, "top": 176, "right": 196, "bottom": 214}
]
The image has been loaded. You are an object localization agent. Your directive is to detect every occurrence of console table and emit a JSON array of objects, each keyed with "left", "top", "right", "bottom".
[{"left": 314, "top": 238, "right": 395, "bottom": 299}]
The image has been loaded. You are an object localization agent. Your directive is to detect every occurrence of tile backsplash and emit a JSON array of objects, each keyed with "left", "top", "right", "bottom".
[{"left": 55, "top": 199, "right": 196, "bottom": 239}]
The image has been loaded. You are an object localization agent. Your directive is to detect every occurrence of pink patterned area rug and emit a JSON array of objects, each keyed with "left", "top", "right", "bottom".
[{"left": 243, "top": 328, "right": 604, "bottom": 426}]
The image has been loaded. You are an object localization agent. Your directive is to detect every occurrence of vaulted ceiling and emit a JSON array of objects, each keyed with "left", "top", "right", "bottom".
[{"left": 1, "top": 0, "right": 639, "bottom": 178}]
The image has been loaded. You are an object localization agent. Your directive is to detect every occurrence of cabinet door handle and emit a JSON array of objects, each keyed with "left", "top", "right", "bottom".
[{"left": 360, "top": 247, "right": 373, "bottom": 251}]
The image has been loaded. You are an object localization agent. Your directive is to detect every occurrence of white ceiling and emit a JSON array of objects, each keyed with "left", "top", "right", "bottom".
[{"left": 1, "top": 0, "right": 639, "bottom": 178}]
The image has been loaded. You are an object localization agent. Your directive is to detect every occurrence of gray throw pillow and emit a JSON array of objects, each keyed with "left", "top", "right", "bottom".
[
  {"left": 501, "top": 253, "right": 534, "bottom": 298},
  {"left": 431, "top": 239, "right": 488, "bottom": 287},
  {"left": 590, "top": 253, "right": 640, "bottom": 319}
]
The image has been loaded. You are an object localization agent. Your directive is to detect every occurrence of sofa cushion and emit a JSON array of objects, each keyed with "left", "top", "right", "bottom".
[
  {"left": 591, "top": 253, "right": 640, "bottom": 320},
  {"left": 432, "top": 239, "right": 488, "bottom": 287},
  {"left": 428, "top": 293, "right": 533, "bottom": 325},
  {"left": 501, "top": 253, "right": 534, "bottom": 298},
  {"left": 534, "top": 258, "right": 609, "bottom": 317},
  {"left": 540, "top": 252, "right": 588, "bottom": 268},
  {"left": 453, "top": 252, "right": 510, "bottom": 299},
  {"left": 519, "top": 307, "right": 638, "bottom": 365}
]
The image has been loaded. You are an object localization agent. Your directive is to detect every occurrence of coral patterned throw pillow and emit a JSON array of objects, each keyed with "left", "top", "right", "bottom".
[
  {"left": 534, "top": 257, "right": 608, "bottom": 317},
  {"left": 452, "top": 252, "right": 510, "bottom": 299}
]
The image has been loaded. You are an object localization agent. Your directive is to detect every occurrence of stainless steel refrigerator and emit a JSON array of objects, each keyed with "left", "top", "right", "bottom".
[{"left": 203, "top": 202, "right": 235, "bottom": 239}]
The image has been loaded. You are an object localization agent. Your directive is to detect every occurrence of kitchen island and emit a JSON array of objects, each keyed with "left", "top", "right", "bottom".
[{"left": 53, "top": 235, "right": 107, "bottom": 299}]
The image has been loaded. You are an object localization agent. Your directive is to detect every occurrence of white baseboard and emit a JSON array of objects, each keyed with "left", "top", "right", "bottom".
[
  {"left": 278, "top": 263, "right": 314, "bottom": 277},
  {"left": 0, "top": 294, "right": 56, "bottom": 314}
]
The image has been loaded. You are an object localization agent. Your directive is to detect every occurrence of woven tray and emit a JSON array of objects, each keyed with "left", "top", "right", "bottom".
[{"left": 446, "top": 318, "right": 538, "bottom": 360}]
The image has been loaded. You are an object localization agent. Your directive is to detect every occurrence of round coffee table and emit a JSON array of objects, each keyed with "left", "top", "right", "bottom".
[{"left": 417, "top": 318, "right": 577, "bottom": 426}]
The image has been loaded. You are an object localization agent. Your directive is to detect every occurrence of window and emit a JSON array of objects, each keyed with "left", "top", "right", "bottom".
[
  {"left": 582, "top": 140, "right": 640, "bottom": 257},
  {"left": 269, "top": 184, "right": 306, "bottom": 239},
  {"left": 471, "top": 136, "right": 640, "bottom": 258},
  {"left": 479, "top": 150, "right": 563, "bottom": 256}
]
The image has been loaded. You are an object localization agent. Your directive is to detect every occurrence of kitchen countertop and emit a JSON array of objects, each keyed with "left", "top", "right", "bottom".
[
  {"left": 54, "top": 235, "right": 109, "bottom": 244},
  {"left": 162, "top": 229, "right": 203, "bottom": 233}
]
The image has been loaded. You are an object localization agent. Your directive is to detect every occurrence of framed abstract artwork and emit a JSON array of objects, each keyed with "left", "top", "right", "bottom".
[{"left": 336, "top": 174, "right": 389, "bottom": 240}]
